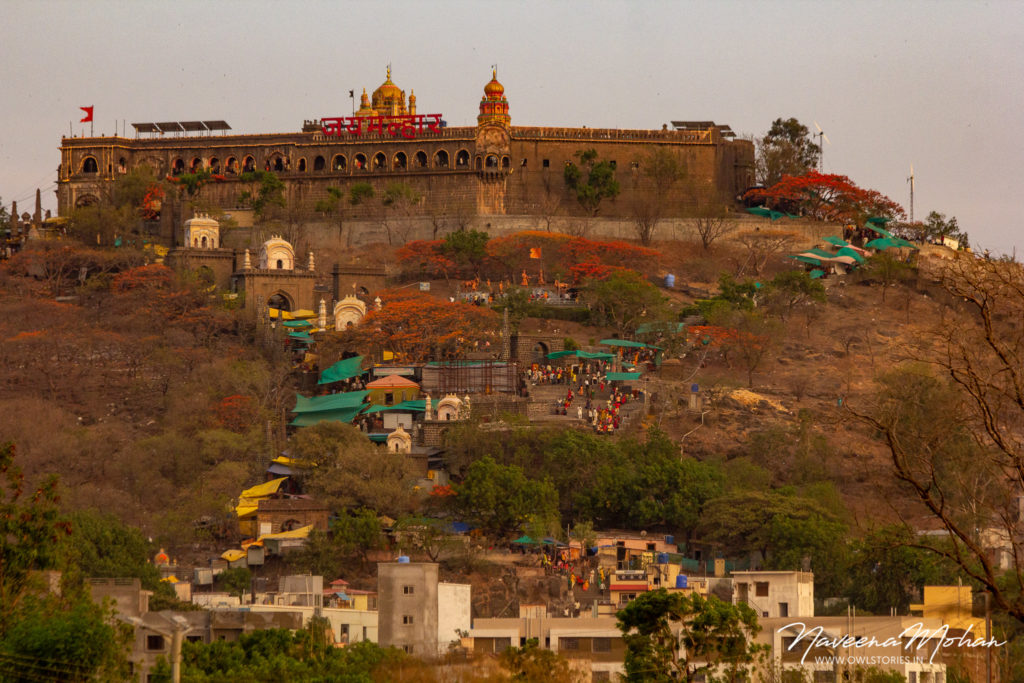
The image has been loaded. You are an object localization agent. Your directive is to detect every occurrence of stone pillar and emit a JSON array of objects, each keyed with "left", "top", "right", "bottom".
[
  {"left": 33, "top": 189, "right": 42, "bottom": 228},
  {"left": 424, "top": 394, "right": 432, "bottom": 420},
  {"left": 243, "top": 249, "right": 252, "bottom": 270},
  {"left": 317, "top": 298, "right": 327, "bottom": 331}
]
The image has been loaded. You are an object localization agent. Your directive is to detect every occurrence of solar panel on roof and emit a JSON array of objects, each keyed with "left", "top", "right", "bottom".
[
  {"left": 131, "top": 122, "right": 159, "bottom": 133},
  {"left": 203, "top": 120, "right": 231, "bottom": 131},
  {"left": 155, "top": 122, "right": 184, "bottom": 133},
  {"left": 180, "top": 121, "right": 207, "bottom": 132}
]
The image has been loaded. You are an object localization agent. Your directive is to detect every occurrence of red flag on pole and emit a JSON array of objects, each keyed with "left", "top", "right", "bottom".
[{"left": 80, "top": 106, "right": 94, "bottom": 123}]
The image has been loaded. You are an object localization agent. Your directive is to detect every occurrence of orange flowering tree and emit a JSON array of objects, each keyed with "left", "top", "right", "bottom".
[
  {"left": 486, "top": 231, "right": 660, "bottom": 282},
  {"left": 744, "top": 171, "right": 905, "bottom": 224},
  {"left": 346, "top": 288, "right": 499, "bottom": 362},
  {"left": 395, "top": 240, "right": 456, "bottom": 280}
]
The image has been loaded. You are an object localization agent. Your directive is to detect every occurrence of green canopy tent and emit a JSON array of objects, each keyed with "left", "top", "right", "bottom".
[
  {"left": 318, "top": 356, "right": 366, "bottom": 385},
  {"left": 511, "top": 535, "right": 537, "bottom": 545},
  {"left": 283, "top": 320, "right": 314, "bottom": 329},
  {"left": 289, "top": 406, "right": 365, "bottom": 427},
  {"left": 836, "top": 247, "right": 866, "bottom": 263},
  {"left": 547, "top": 350, "right": 617, "bottom": 361},
  {"left": 865, "top": 238, "right": 900, "bottom": 250},
  {"left": 363, "top": 399, "right": 440, "bottom": 414},
  {"left": 809, "top": 269, "right": 825, "bottom": 279},
  {"left": 746, "top": 206, "right": 786, "bottom": 221},
  {"left": 293, "top": 390, "right": 369, "bottom": 414},
  {"left": 606, "top": 371, "right": 642, "bottom": 381},
  {"left": 865, "top": 217, "right": 895, "bottom": 239},
  {"left": 787, "top": 254, "right": 824, "bottom": 266},
  {"left": 367, "top": 433, "right": 389, "bottom": 443},
  {"left": 822, "top": 236, "right": 849, "bottom": 247},
  {"left": 599, "top": 339, "right": 661, "bottom": 350}
]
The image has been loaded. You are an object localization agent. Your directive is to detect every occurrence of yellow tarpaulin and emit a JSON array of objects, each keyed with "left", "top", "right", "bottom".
[
  {"left": 269, "top": 309, "right": 317, "bottom": 320},
  {"left": 240, "top": 477, "right": 287, "bottom": 500},
  {"left": 259, "top": 524, "right": 314, "bottom": 541},
  {"left": 272, "top": 456, "right": 315, "bottom": 468},
  {"left": 235, "top": 502, "right": 259, "bottom": 518},
  {"left": 221, "top": 549, "right": 246, "bottom": 562}
]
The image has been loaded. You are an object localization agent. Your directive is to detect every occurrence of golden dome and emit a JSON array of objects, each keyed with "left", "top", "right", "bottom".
[
  {"left": 373, "top": 66, "right": 402, "bottom": 101},
  {"left": 483, "top": 68, "right": 504, "bottom": 97}
]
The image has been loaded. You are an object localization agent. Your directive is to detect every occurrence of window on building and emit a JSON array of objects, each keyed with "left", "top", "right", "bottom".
[
  {"left": 493, "top": 637, "right": 511, "bottom": 652},
  {"left": 908, "top": 674, "right": 917, "bottom": 683},
  {"left": 402, "top": 615, "right": 414, "bottom": 624},
  {"left": 779, "top": 602, "right": 789, "bottom": 617},
  {"left": 146, "top": 635, "right": 165, "bottom": 651},
  {"left": 314, "top": 155, "right": 326, "bottom": 171},
  {"left": 385, "top": 392, "right": 394, "bottom": 405},
  {"left": 610, "top": 160, "right": 617, "bottom": 169},
  {"left": 592, "top": 637, "right": 611, "bottom": 653},
  {"left": 81, "top": 157, "right": 99, "bottom": 174},
  {"left": 542, "top": 159, "right": 550, "bottom": 168},
  {"left": 186, "top": 635, "right": 203, "bottom": 644},
  {"left": 781, "top": 636, "right": 797, "bottom": 652},
  {"left": 560, "top": 637, "right": 579, "bottom": 651},
  {"left": 755, "top": 582, "right": 769, "bottom": 597},
  {"left": 403, "top": 644, "right": 414, "bottom": 654},
  {"left": 646, "top": 542, "right": 656, "bottom": 551},
  {"left": 631, "top": 160, "right": 640, "bottom": 170},
  {"left": 368, "top": 598, "right": 378, "bottom": 610},
  {"left": 403, "top": 585, "right": 415, "bottom": 595}
]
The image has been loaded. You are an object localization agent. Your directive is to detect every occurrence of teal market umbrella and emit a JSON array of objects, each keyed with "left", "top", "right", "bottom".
[{"left": 746, "top": 206, "right": 786, "bottom": 221}]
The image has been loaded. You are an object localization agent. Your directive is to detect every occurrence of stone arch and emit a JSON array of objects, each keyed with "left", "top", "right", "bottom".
[
  {"left": 502, "top": 156, "right": 511, "bottom": 169},
  {"left": 455, "top": 149, "right": 470, "bottom": 168},
  {"left": 532, "top": 340, "right": 550, "bottom": 360},
  {"left": 81, "top": 156, "right": 99, "bottom": 173},
  {"left": 393, "top": 152, "right": 407, "bottom": 170},
  {"left": 373, "top": 152, "right": 387, "bottom": 171},
  {"left": 171, "top": 158, "right": 185, "bottom": 175},
  {"left": 201, "top": 236, "right": 208, "bottom": 248},
  {"left": 414, "top": 151, "right": 428, "bottom": 169},
  {"left": 269, "top": 152, "right": 286, "bottom": 172},
  {"left": 332, "top": 154, "right": 346, "bottom": 172},
  {"left": 434, "top": 150, "right": 450, "bottom": 168},
  {"left": 475, "top": 156, "right": 483, "bottom": 171},
  {"left": 75, "top": 193, "right": 99, "bottom": 208},
  {"left": 313, "top": 155, "right": 326, "bottom": 171},
  {"left": 242, "top": 155, "right": 256, "bottom": 172},
  {"left": 209, "top": 157, "right": 221, "bottom": 173},
  {"left": 197, "top": 265, "right": 215, "bottom": 285},
  {"left": 267, "top": 291, "right": 293, "bottom": 312},
  {"left": 117, "top": 157, "right": 128, "bottom": 174},
  {"left": 190, "top": 157, "right": 203, "bottom": 173},
  {"left": 297, "top": 157, "right": 307, "bottom": 172},
  {"left": 354, "top": 153, "right": 367, "bottom": 171},
  {"left": 226, "top": 157, "right": 238, "bottom": 174},
  {"left": 485, "top": 154, "right": 498, "bottom": 168}
]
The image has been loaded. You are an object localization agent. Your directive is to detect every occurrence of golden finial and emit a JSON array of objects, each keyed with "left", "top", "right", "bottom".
[{"left": 387, "top": 64, "right": 392, "bottom": 80}]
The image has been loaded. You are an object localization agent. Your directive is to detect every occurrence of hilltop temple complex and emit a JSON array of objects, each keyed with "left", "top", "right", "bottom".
[{"left": 56, "top": 69, "right": 754, "bottom": 238}]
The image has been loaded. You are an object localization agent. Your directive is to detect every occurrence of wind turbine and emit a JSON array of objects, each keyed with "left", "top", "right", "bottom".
[
  {"left": 907, "top": 164, "right": 915, "bottom": 223},
  {"left": 813, "top": 121, "right": 831, "bottom": 172}
]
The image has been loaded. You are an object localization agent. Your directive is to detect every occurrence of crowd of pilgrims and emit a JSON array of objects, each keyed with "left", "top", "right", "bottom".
[{"left": 527, "top": 360, "right": 647, "bottom": 434}]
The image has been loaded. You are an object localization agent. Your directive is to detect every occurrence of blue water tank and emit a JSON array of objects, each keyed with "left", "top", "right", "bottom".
[
  {"left": 676, "top": 575, "right": 688, "bottom": 589},
  {"left": 665, "top": 274, "right": 676, "bottom": 288},
  {"left": 397, "top": 555, "right": 410, "bottom": 563},
  {"left": 665, "top": 535, "right": 675, "bottom": 546},
  {"left": 657, "top": 553, "right": 669, "bottom": 564}
]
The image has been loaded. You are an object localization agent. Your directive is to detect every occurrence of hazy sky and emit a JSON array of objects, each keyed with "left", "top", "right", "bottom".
[{"left": 3, "top": 0, "right": 1021, "bottom": 254}]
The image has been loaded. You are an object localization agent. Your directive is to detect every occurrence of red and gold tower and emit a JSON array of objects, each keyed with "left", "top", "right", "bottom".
[{"left": 477, "top": 68, "right": 510, "bottom": 127}]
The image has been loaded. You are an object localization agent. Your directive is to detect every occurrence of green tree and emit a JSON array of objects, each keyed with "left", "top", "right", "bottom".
[
  {"left": 700, "top": 490, "right": 848, "bottom": 596},
  {"left": 617, "top": 590, "right": 763, "bottom": 682},
  {"left": 923, "top": 210, "right": 969, "bottom": 248},
  {"left": 454, "top": 456, "right": 557, "bottom": 538},
  {"left": 867, "top": 251, "right": 914, "bottom": 302},
  {"left": 288, "top": 422, "right": 416, "bottom": 516},
  {"left": 846, "top": 525, "right": 961, "bottom": 615},
  {"left": 441, "top": 228, "right": 490, "bottom": 277},
  {"left": 583, "top": 269, "right": 666, "bottom": 332},
  {"left": 764, "top": 270, "right": 826, "bottom": 321},
  {"left": 755, "top": 117, "right": 821, "bottom": 186},
  {"left": 564, "top": 148, "right": 621, "bottom": 217},
  {"left": 500, "top": 638, "right": 583, "bottom": 682},
  {"left": 238, "top": 170, "right": 285, "bottom": 219}
]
